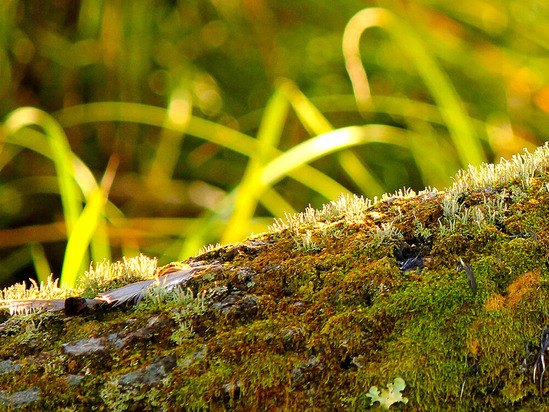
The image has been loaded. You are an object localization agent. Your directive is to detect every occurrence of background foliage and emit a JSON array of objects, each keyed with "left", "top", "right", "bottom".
[{"left": 0, "top": 0, "right": 547, "bottom": 287}]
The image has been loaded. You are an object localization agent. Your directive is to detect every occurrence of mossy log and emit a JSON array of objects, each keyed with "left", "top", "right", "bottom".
[{"left": 3, "top": 146, "right": 549, "bottom": 410}]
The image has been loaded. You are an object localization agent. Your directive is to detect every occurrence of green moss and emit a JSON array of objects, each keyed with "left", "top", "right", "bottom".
[{"left": 6, "top": 146, "right": 549, "bottom": 409}]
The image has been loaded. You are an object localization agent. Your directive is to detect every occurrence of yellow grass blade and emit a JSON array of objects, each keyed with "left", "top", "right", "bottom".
[{"left": 60, "top": 157, "right": 118, "bottom": 288}]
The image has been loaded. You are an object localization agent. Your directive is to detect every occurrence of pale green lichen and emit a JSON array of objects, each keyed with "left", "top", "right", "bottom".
[
  {"left": 79, "top": 254, "right": 159, "bottom": 296},
  {"left": 366, "top": 377, "right": 409, "bottom": 409},
  {"left": 269, "top": 194, "right": 374, "bottom": 232},
  {"left": 292, "top": 229, "right": 323, "bottom": 252},
  {"left": 170, "top": 290, "right": 208, "bottom": 344},
  {"left": 368, "top": 221, "right": 403, "bottom": 248},
  {"left": 99, "top": 377, "right": 162, "bottom": 412},
  {"left": 450, "top": 144, "right": 549, "bottom": 192},
  {"left": 139, "top": 285, "right": 209, "bottom": 344},
  {"left": 0, "top": 275, "right": 73, "bottom": 302},
  {"left": 196, "top": 242, "right": 223, "bottom": 256}
]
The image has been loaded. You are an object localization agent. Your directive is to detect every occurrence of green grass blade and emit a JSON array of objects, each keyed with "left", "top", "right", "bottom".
[
  {"left": 222, "top": 84, "right": 290, "bottom": 243},
  {"left": 257, "top": 189, "right": 296, "bottom": 217},
  {"left": 178, "top": 192, "right": 236, "bottom": 260},
  {"left": 0, "top": 247, "right": 31, "bottom": 285},
  {"left": 0, "top": 144, "right": 22, "bottom": 174},
  {"left": 89, "top": 219, "right": 112, "bottom": 266},
  {"left": 2, "top": 128, "right": 98, "bottom": 194},
  {"left": 56, "top": 102, "right": 350, "bottom": 201},
  {"left": 280, "top": 79, "right": 333, "bottom": 135},
  {"left": 60, "top": 158, "right": 118, "bottom": 288},
  {"left": 259, "top": 125, "right": 412, "bottom": 188},
  {"left": 3, "top": 108, "right": 82, "bottom": 235},
  {"left": 1, "top": 124, "right": 112, "bottom": 275},
  {"left": 145, "top": 88, "right": 191, "bottom": 187},
  {"left": 281, "top": 81, "right": 388, "bottom": 197},
  {"left": 343, "top": 8, "right": 486, "bottom": 167},
  {"left": 406, "top": 120, "right": 461, "bottom": 189},
  {"left": 29, "top": 242, "right": 52, "bottom": 284},
  {"left": 337, "top": 150, "right": 385, "bottom": 198}
]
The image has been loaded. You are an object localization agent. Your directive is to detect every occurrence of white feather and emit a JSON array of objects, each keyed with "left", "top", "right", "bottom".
[{"left": 0, "top": 263, "right": 220, "bottom": 315}]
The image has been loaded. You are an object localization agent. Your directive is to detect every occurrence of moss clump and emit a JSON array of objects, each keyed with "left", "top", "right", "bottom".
[{"left": 4, "top": 145, "right": 549, "bottom": 409}]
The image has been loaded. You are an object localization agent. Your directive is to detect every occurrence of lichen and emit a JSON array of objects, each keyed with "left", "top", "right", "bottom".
[{"left": 366, "top": 377, "right": 409, "bottom": 409}]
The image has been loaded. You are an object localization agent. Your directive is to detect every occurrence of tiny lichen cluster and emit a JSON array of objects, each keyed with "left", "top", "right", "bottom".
[
  {"left": 412, "top": 215, "right": 432, "bottom": 238},
  {"left": 14, "top": 317, "right": 42, "bottom": 346},
  {"left": 269, "top": 194, "right": 372, "bottom": 233},
  {"left": 438, "top": 189, "right": 510, "bottom": 236},
  {"left": 292, "top": 229, "right": 322, "bottom": 252},
  {"left": 271, "top": 188, "right": 423, "bottom": 234},
  {"left": 139, "top": 285, "right": 209, "bottom": 344},
  {"left": 100, "top": 378, "right": 162, "bottom": 412},
  {"left": 141, "top": 284, "right": 206, "bottom": 313},
  {"left": 366, "top": 377, "right": 408, "bottom": 409},
  {"left": 274, "top": 190, "right": 420, "bottom": 250},
  {"left": 170, "top": 290, "right": 208, "bottom": 344},
  {"left": 80, "top": 254, "right": 159, "bottom": 296},
  {"left": 368, "top": 221, "right": 403, "bottom": 248},
  {"left": 196, "top": 242, "right": 223, "bottom": 256},
  {"left": 0, "top": 275, "right": 73, "bottom": 302},
  {"left": 450, "top": 144, "right": 549, "bottom": 193}
]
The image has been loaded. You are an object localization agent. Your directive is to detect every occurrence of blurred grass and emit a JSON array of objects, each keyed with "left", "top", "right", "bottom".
[
  {"left": 0, "top": 0, "right": 547, "bottom": 287},
  {"left": 60, "top": 156, "right": 117, "bottom": 288},
  {"left": 343, "top": 7, "right": 486, "bottom": 167}
]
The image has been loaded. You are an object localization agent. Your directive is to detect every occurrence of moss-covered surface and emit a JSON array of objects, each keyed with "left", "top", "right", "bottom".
[{"left": 4, "top": 148, "right": 549, "bottom": 410}]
